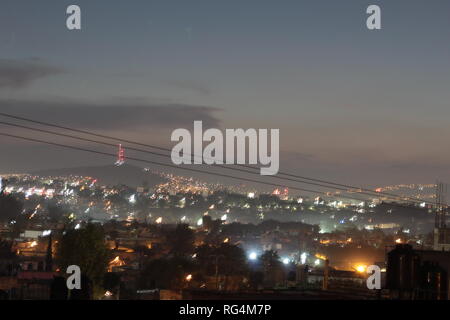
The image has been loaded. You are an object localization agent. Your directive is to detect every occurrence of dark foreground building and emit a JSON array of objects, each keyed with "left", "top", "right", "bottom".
[{"left": 386, "top": 244, "right": 450, "bottom": 300}]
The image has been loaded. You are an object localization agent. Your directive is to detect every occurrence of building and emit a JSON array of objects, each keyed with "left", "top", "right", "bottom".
[
  {"left": 433, "top": 227, "right": 450, "bottom": 251},
  {"left": 386, "top": 244, "right": 450, "bottom": 300}
]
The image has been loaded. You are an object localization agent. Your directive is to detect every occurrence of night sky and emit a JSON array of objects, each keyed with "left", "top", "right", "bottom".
[{"left": 1, "top": 0, "right": 450, "bottom": 186}]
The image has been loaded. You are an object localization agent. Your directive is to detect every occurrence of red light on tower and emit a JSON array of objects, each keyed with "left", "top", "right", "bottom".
[{"left": 115, "top": 144, "right": 125, "bottom": 166}]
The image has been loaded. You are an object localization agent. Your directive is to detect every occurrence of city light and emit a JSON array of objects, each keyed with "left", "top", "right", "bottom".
[
  {"left": 109, "top": 256, "right": 125, "bottom": 271},
  {"left": 128, "top": 194, "right": 136, "bottom": 204},
  {"left": 282, "top": 258, "right": 290, "bottom": 265},
  {"left": 300, "top": 252, "right": 307, "bottom": 264},
  {"left": 315, "top": 253, "right": 327, "bottom": 261},
  {"left": 355, "top": 265, "right": 367, "bottom": 273},
  {"left": 249, "top": 252, "right": 258, "bottom": 260}
]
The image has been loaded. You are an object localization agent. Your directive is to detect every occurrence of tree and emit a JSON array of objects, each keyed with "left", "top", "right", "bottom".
[
  {"left": 260, "top": 250, "right": 281, "bottom": 271},
  {"left": 47, "top": 204, "right": 69, "bottom": 223},
  {"left": 139, "top": 256, "right": 194, "bottom": 290},
  {"left": 195, "top": 244, "right": 215, "bottom": 274},
  {"left": 195, "top": 243, "right": 248, "bottom": 290},
  {"left": 57, "top": 223, "right": 111, "bottom": 290},
  {"left": 215, "top": 243, "right": 248, "bottom": 278},
  {"left": 165, "top": 224, "right": 195, "bottom": 257},
  {"left": 248, "top": 270, "right": 264, "bottom": 290},
  {"left": 103, "top": 272, "right": 121, "bottom": 295},
  {"left": 0, "top": 194, "right": 23, "bottom": 222},
  {"left": 0, "top": 240, "right": 17, "bottom": 276},
  {"left": 260, "top": 250, "right": 283, "bottom": 287}
]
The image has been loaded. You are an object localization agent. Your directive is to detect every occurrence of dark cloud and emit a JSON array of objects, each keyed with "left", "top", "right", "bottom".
[
  {"left": 0, "top": 59, "right": 64, "bottom": 89},
  {"left": 0, "top": 98, "right": 221, "bottom": 129}
]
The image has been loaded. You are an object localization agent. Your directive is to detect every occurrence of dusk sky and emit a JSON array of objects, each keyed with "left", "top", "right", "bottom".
[{"left": 1, "top": 0, "right": 450, "bottom": 187}]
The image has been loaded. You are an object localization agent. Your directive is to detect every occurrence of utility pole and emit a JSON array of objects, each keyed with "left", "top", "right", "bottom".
[
  {"left": 435, "top": 182, "right": 447, "bottom": 228},
  {"left": 210, "top": 254, "right": 224, "bottom": 290},
  {"left": 323, "top": 259, "right": 329, "bottom": 290},
  {"left": 434, "top": 181, "right": 450, "bottom": 251}
]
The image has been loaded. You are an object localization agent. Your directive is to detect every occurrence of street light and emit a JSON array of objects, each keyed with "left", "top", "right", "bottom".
[
  {"left": 249, "top": 252, "right": 258, "bottom": 261},
  {"left": 300, "top": 252, "right": 307, "bottom": 265},
  {"left": 355, "top": 265, "right": 367, "bottom": 273}
]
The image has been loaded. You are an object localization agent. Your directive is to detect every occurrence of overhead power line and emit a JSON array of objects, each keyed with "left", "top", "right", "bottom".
[
  {"left": 0, "top": 118, "right": 431, "bottom": 204},
  {"left": 0, "top": 131, "right": 373, "bottom": 203},
  {"left": 0, "top": 132, "right": 434, "bottom": 210},
  {"left": 0, "top": 112, "right": 433, "bottom": 204}
]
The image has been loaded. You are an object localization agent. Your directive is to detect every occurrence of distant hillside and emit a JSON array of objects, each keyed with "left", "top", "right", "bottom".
[{"left": 33, "top": 164, "right": 166, "bottom": 188}]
